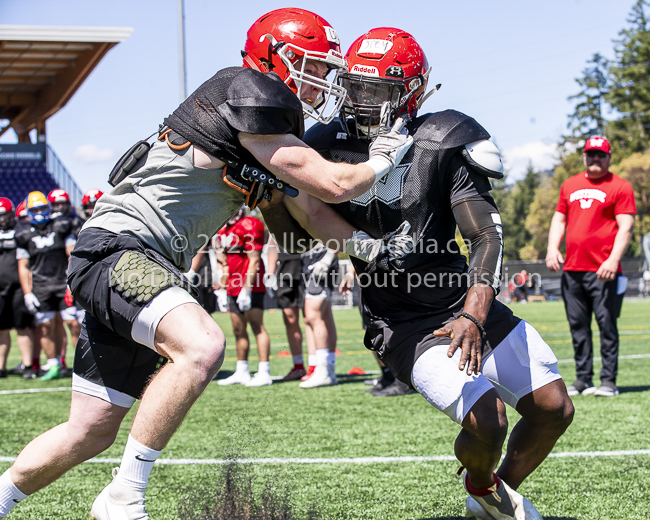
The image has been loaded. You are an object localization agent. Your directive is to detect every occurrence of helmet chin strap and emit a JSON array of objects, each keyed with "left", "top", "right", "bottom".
[{"left": 416, "top": 83, "right": 442, "bottom": 111}]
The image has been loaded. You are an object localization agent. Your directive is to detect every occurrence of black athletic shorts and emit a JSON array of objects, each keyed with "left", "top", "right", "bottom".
[
  {"left": 32, "top": 283, "right": 71, "bottom": 313},
  {"left": 68, "top": 227, "right": 194, "bottom": 400},
  {"left": 365, "top": 299, "right": 521, "bottom": 387},
  {"left": 227, "top": 292, "right": 265, "bottom": 314},
  {"left": 275, "top": 258, "right": 303, "bottom": 309},
  {"left": 0, "top": 283, "right": 33, "bottom": 330}
]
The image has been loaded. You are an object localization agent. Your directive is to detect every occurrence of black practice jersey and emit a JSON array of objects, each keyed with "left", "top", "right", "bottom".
[
  {"left": 15, "top": 216, "right": 76, "bottom": 289},
  {"left": 303, "top": 111, "right": 496, "bottom": 326},
  {"left": 68, "top": 211, "right": 85, "bottom": 238},
  {"left": 0, "top": 222, "right": 20, "bottom": 287},
  {"left": 164, "top": 67, "right": 304, "bottom": 168}
]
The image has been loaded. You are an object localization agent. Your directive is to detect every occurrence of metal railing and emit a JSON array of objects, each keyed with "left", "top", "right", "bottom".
[{"left": 46, "top": 145, "right": 82, "bottom": 206}]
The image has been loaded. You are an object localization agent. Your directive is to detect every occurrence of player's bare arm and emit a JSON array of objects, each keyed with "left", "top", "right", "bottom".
[{"left": 239, "top": 132, "right": 378, "bottom": 203}]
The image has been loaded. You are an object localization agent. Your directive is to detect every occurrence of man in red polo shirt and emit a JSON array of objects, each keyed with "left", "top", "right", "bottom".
[{"left": 546, "top": 136, "right": 635, "bottom": 397}]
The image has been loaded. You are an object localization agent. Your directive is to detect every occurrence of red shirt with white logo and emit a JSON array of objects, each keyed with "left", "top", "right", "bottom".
[
  {"left": 556, "top": 171, "right": 636, "bottom": 272},
  {"left": 216, "top": 216, "right": 266, "bottom": 296}
]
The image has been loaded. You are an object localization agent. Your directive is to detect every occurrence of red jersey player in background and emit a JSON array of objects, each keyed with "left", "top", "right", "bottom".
[
  {"left": 215, "top": 207, "right": 272, "bottom": 387},
  {"left": 547, "top": 136, "right": 636, "bottom": 397}
]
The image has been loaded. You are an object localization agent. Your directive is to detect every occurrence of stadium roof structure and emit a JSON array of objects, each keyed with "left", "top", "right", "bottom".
[{"left": 0, "top": 25, "right": 133, "bottom": 142}]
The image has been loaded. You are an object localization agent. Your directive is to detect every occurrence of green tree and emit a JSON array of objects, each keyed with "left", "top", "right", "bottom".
[
  {"left": 565, "top": 53, "right": 609, "bottom": 145},
  {"left": 610, "top": 147, "right": 650, "bottom": 255},
  {"left": 606, "top": 0, "right": 650, "bottom": 158},
  {"left": 499, "top": 165, "right": 540, "bottom": 261}
]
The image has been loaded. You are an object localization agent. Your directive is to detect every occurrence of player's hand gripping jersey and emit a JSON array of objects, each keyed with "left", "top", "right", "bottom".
[
  {"left": 84, "top": 67, "right": 303, "bottom": 272},
  {"left": 15, "top": 216, "right": 76, "bottom": 293},
  {"left": 304, "top": 110, "right": 505, "bottom": 326},
  {"left": 216, "top": 216, "right": 266, "bottom": 297}
]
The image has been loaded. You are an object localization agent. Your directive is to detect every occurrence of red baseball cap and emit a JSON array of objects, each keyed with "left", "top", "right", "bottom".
[{"left": 584, "top": 136, "right": 611, "bottom": 154}]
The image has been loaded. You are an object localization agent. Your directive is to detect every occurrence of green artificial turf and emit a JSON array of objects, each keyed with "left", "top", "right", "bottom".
[{"left": 0, "top": 300, "right": 649, "bottom": 519}]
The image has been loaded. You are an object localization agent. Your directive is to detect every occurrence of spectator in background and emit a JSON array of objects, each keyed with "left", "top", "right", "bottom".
[
  {"left": 514, "top": 269, "right": 530, "bottom": 304},
  {"left": 0, "top": 198, "right": 35, "bottom": 379},
  {"left": 80, "top": 189, "right": 103, "bottom": 218},
  {"left": 546, "top": 136, "right": 636, "bottom": 397},
  {"left": 215, "top": 208, "right": 272, "bottom": 387},
  {"left": 298, "top": 246, "right": 339, "bottom": 389},
  {"left": 266, "top": 236, "right": 306, "bottom": 382}
]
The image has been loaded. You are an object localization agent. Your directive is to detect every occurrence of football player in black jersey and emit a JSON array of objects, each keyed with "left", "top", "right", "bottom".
[
  {"left": 48, "top": 189, "right": 85, "bottom": 372},
  {"left": 0, "top": 10, "right": 415, "bottom": 520},
  {"left": 271, "top": 28, "right": 575, "bottom": 520},
  {"left": 15, "top": 192, "right": 77, "bottom": 382},
  {"left": 0, "top": 198, "right": 34, "bottom": 379}
]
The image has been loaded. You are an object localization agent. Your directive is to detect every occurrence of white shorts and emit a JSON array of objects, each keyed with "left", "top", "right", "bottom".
[
  {"left": 304, "top": 286, "right": 332, "bottom": 301},
  {"left": 411, "top": 320, "right": 561, "bottom": 425},
  {"left": 34, "top": 311, "right": 56, "bottom": 325},
  {"left": 130, "top": 286, "right": 198, "bottom": 351}
]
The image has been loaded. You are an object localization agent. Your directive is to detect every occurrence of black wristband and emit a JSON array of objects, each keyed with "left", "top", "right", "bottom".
[{"left": 458, "top": 312, "right": 487, "bottom": 340}]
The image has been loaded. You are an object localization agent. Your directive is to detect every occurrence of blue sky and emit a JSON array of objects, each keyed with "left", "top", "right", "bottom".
[{"left": 1, "top": 0, "right": 635, "bottom": 191}]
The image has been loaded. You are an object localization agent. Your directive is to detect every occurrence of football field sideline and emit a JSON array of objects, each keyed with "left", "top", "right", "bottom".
[{"left": 1, "top": 449, "right": 650, "bottom": 466}]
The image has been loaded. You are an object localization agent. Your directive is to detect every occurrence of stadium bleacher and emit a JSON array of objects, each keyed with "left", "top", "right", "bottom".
[{"left": 0, "top": 159, "right": 59, "bottom": 205}]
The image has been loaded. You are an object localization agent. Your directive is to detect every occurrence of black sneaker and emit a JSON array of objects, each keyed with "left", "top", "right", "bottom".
[
  {"left": 372, "top": 379, "right": 415, "bottom": 397},
  {"left": 566, "top": 379, "right": 596, "bottom": 396},
  {"left": 0, "top": 369, "right": 7, "bottom": 378}
]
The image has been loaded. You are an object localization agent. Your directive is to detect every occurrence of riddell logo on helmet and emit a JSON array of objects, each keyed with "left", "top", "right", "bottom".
[{"left": 351, "top": 64, "right": 379, "bottom": 76}]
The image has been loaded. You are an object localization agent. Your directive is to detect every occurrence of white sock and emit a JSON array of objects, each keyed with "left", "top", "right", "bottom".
[
  {"left": 235, "top": 360, "right": 249, "bottom": 374},
  {"left": 315, "top": 349, "right": 328, "bottom": 367},
  {"left": 113, "top": 435, "right": 162, "bottom": 493},
  {"left": 307, "top": 354, "right": 316, "bottom": 367},
  {"left": 258, "top": 361, "right": 270, "bottom": 375},
  {"left": 44, "top": 358, "right": 59, "bottom": 369},
  {"left": 292, "top": 354, "right": 304, "bottom": 365},
  {"left": 327, "top": 351, "right": 336, "bottom": 366},
  {"left": 0, "top": 470, "right": 28, "bottom": 516}
]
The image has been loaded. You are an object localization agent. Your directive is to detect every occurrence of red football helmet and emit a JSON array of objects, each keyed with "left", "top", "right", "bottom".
[
  {"left": 338, "top": 28, "right": 432, "bottom": 138},
  {"left": 0, "top": 197, "right": 15, "bottom": 229},
  {"left": 82, "top": 189, "right": 104, "bottom": 218},
  {"left": 16, "top": 200, "right": 28, "bottom": 221},
  {"left": 242, "top": 8, "right": 346, "bottom": 124},
  {"left": 48, "top": 189, "right": 71, "bottom": 216}
]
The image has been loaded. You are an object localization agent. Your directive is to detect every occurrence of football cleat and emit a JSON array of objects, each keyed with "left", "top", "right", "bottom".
[
  {"left": 300, "top": 365, "right": 316, "bottom": 381},
  {"left": 371, "top": 378, "right": 415, "bottom": 397},
  {"left": 40, "top": 364, "right": 61, "bottom": 381},
  {"left": 461, "top": 470, "right": 542, "bottom": 520},
  {"left": 281, "top": 366, "right": 307, "bottom": 382},
  {"left": 298, "top": 365, "right": 337, "bottom": 388},
  {"left": 244, "top": 372, "right": 273, "bottom": 387},
  {"left": 217, "top": 371, "right": 251, "bottom": 386},
  {"left": 90, "top": 470, "right": 149, "bottom": 520}
]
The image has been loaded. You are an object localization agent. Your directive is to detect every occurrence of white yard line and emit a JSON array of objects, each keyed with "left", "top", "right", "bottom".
[{"left": 1, "top": 450, "right": 649, "bottom": 466}]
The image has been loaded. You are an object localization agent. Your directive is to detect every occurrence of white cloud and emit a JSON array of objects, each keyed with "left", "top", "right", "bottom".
[
  {"left": 501, "top": 141, "right": 559, "bottom": 182},
  {"left": 73, "top": 144, "right": 115, "bottom": 163}
]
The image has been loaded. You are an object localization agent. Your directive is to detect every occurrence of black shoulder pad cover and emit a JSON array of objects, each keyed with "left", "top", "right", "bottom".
[
  {"left": 411, "top": 110, "right": 492, "bottom": 177},
  {"left": 412, "top": 110, "right": 491, "bottom": 149},
  {"left": 217, "top": 69, "right": 305, "bottom": 138}
]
